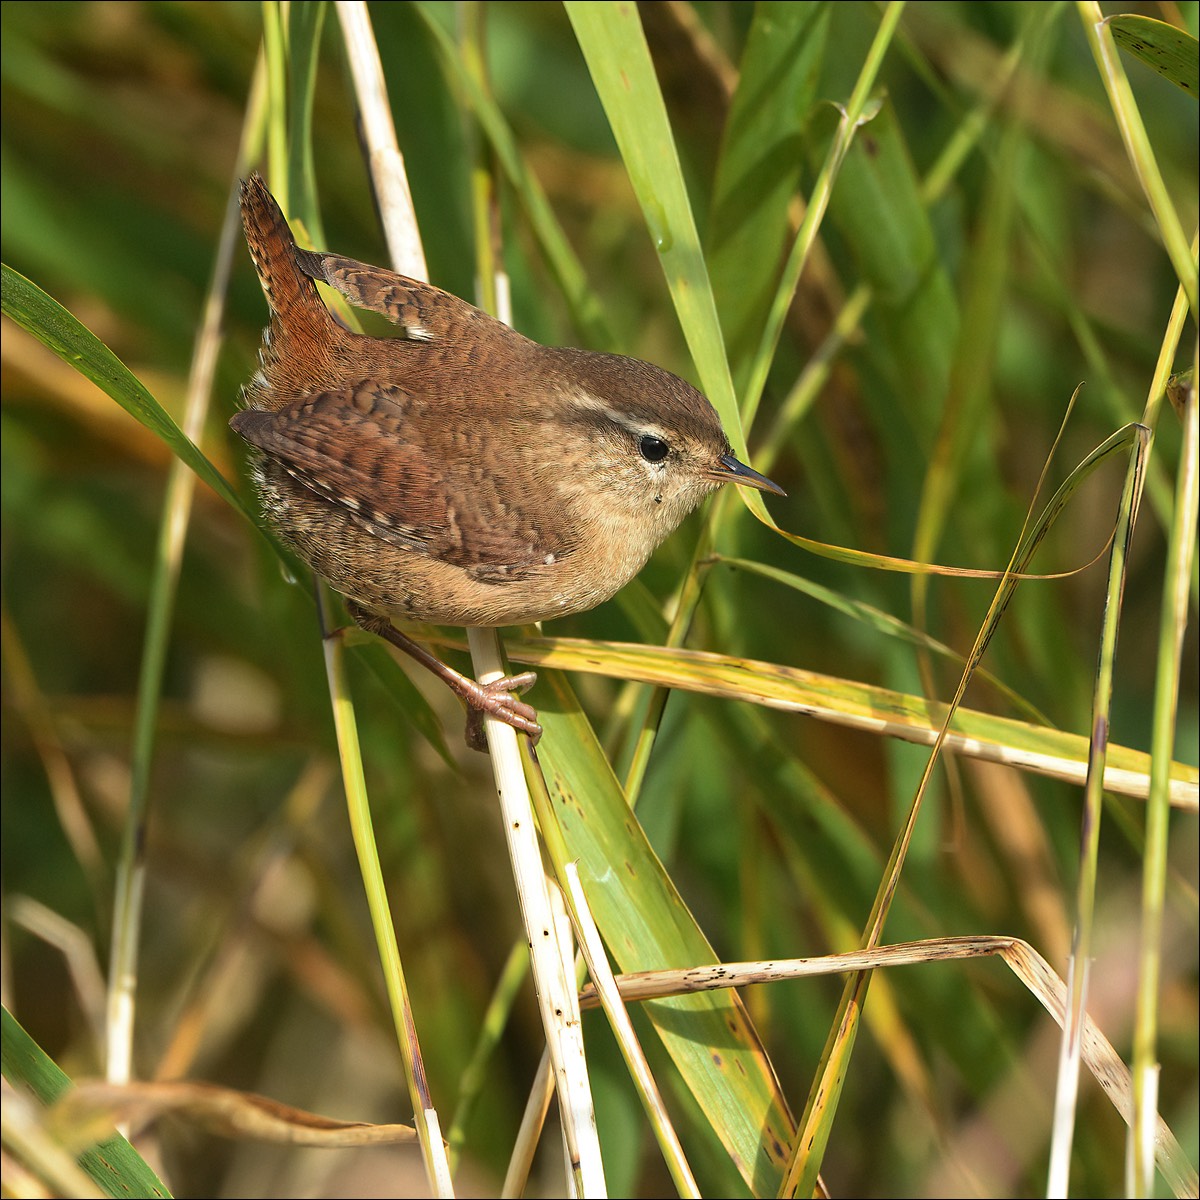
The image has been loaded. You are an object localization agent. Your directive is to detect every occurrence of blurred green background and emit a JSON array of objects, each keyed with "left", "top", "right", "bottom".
[{"left": 2, "top": 2, "right": 1197, "bottom": 1196}]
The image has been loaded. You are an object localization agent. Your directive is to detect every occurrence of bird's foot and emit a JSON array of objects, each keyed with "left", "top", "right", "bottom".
[{"left": 461, "top": 672, "right": 542, "bottom": 752}]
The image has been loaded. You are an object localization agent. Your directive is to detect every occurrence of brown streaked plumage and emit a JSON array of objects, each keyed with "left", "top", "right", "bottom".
[{"left": 231, "top": 174, "right": 784, "bottom": 749}]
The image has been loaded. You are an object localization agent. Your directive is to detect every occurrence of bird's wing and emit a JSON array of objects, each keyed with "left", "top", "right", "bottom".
[{"left": 231, "top": 385, "right": 575, "bottom": 580}]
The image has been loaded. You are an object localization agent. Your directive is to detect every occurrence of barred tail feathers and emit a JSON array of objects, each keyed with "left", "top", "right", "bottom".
[
  {"left": 239, "top": 174, "right": 335, "bottom": 408},
  {"left": 240, "top": 175, "right": 327, "bottom": 323}
]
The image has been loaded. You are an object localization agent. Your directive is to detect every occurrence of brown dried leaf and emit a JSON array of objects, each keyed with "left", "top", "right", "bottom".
[{"left": 55, "top": 1080, "right": 419, "bottom": 1148}]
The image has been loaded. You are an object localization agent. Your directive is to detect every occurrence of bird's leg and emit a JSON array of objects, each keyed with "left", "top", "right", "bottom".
[{"left": 347, "top": 603, "right": 542, "bottom": 751}]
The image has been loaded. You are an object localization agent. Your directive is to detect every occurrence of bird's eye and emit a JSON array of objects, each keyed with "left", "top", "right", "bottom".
[{"left": 639, "top": 435, "right": 669, "bottom": 463}]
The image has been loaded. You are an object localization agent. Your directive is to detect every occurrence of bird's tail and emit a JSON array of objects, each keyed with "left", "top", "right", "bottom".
[
  {"left": 240, "top": 175, "right": 321, "bottom": 320},
  {"left": 239, "top": 174, "right": 336, "bottom": 408}
]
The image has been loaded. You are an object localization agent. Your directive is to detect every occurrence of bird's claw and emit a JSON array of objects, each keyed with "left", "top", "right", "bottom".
[{"left": 464, "top": 672, "right": 542, "bottom": 752}]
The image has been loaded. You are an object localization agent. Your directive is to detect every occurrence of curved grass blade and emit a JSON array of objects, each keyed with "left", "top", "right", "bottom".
[
  {"left": 2, "top": 1006, "right": 170, "bottom": 1198},
  {"left": 1108, "top": 13, "right": 1198, "bottom": 99},
  {"left": 1, "top": 264, "right": 247, "bottom": 518},
  {"left": 763, "top": 420, "right": 1151, "bottom": 577},
  {"left": 56, "top": 1078, "right": 417, "bottom": 1147},
  {"left": 714, "top": 555, "right": 1053, "bottom": 726}
]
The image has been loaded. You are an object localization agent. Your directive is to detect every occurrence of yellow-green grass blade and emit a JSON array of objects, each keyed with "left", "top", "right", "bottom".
[
  {"left": 494, "top": 637, "right": 1196, "bottom": 808},
  {"left": 713, "top": 555, "right": 1053, "bottom": 727}
]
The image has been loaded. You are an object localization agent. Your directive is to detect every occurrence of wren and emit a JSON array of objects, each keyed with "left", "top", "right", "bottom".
[{"left": 231, "top": 174, "right": 784, "bottom": 750}]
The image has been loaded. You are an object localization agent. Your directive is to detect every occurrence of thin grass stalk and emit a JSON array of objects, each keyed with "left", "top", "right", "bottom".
[
  {"left": 1131, "top": 342, "right": 1198, "bottom": 1195},
  {"left": 502, "top": 1052, "right": 556, "bottom": 1199},
  {"left": 1046, "top": 435, "right": 1147, "bottom": 1197},
  {"left": 1075, "top": 2, "right": 1197, "bottom": 313},
  {"left": 1139, "top": 235, "right": 1199, "bottom": 435},
  {"left": 465, "top": 632, "right": 604, "bottom": 1198},
  {"left": 758, "top": 15, "right": 1033, "bottom": 472},
  {"left": 457, "top": 7, "right": 604, "bottom": 1189},
  {"left": 255, "top": 2, "right": 451, "bottom": 1188},
  {"left": 523, "top": 741, "right": 698, "bottom": 1194},
  {"left": 105, "top": 62, "right": 267, "bottom": 1091},
  {"left": 335, "top": 0, "right": 424, "bottom": 278},
  {"left": 561, "top": 864, "right": 700, "bottom": 1199},
  {"left": 319, "top": 589, "right": 453, "bottom": 1197},
  {"left": 1051, "top": 234, "right": 1190, "bottom": 1190},
  {"left": 783, "top": 408, "right": 1146, "bottom": 1195},
  {"left": 334, "top": 3, "right": 604, "bottom": 1189},
  {"left": 739, "top": 0, "right": 904, "bottom": 433}
]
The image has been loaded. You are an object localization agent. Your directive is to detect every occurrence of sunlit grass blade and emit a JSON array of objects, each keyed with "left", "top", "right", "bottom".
[
  {"left": 564, "top": 1, "right": 740, "bottom": 444},
  {"left": 714, "top": 555, "right": 1053, "bottom": 725},
  {"left": 489, "top": 635, "right": 1197, "bottom": 807}
]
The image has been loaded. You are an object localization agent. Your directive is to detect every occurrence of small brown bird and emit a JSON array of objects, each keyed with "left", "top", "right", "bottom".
[{"left": 231, "top": 175, "right": 783, "bottom": 749}]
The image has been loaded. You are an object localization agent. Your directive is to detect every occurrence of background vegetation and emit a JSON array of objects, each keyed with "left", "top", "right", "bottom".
[{"left": 1, "top": 2, "right": 1196, "bottom": 1196}]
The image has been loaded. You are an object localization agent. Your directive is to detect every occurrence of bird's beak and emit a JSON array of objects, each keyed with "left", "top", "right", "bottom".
[{"left": 713, "top": 453, "right": 786, "bottom": 497}]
